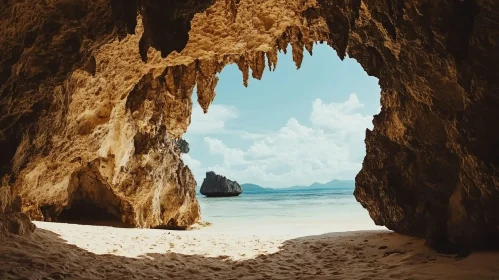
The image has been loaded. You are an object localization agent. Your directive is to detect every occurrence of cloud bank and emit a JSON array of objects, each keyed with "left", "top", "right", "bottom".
[{"left": 183, "top": 93, "right": 379, "bottom": 188}]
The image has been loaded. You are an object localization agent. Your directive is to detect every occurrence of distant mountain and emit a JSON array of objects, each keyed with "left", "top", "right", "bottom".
[
  {"left": 281, "top": 179, "right": 354, "bottom": 190},
  {"left": 240, "top": 183, "right": 273, "bottom": 192},
  {"left": 197, "top": 179, "right": 354, "bottom": 194},
  {"left": 240, "top": 179, "right": 354, "bottom": 191}
]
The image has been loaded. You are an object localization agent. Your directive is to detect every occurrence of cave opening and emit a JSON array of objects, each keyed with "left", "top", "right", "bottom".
[
  {"left": 182, "top": 43, "right": 383, "bottom": 234},
  {"left": 56, "top": 193, "right": 132, "bottom": 228},
  {"left": 57, "top": 197, "right": 128, "bottom": 227},
  {"left": 51, "top": 166, "right": 133, "bottom": 228}
]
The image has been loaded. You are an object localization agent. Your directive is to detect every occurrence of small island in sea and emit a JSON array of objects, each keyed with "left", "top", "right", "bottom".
[{"left": 199, "top": 171, "right": 243, "bottom": 197}]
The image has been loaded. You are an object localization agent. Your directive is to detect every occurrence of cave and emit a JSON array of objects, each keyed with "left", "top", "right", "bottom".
[
  {"left": 0, "top": 0, "right": 498, "bottom": 255},
  {"left": 57, "top": 198, "right": 126, "bottom": 227},
  {"left": 57, "top": 196, "right": 127, "bottom": 230},
  {"left": 49, "top": 166, "right": 133, "bottom": 228}
]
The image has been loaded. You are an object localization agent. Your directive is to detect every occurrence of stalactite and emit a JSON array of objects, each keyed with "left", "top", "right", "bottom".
[
  {"left": 266, "top": 46, "right": 278, "bottom": 71},
  {"left": 290, "top": 27, "right": 305, "bottom": 69},
  {"left": 291, "top": 42, "right": 304, "bottom": 69},
  {"left": 195, "top": 59, "right": 220, "bottom": 113},
  {"left": 159, "top": 63, "right": 198, "bottom": 138},
  {"left": 163, "top": 62, "right": 197, "bottom": 99},
  {"left": 276, "top": 31, "right": 289, "bottom": 54},
  {"left": 305, "top": 41, "right": 314, "bottom": 56},
  {"left": 155, "top": 22, "right": 317, "bottom": 117},
  {"left": 249, "top": 51, "right": 266, "bottom": 80},
  {"left": 236, "top": 56, "right": 250, "bottom": 87}
]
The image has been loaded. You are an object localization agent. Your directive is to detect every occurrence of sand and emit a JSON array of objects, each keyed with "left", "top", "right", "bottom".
[{"left": 1, "top": 221, "right": 499, "bottom": 280}]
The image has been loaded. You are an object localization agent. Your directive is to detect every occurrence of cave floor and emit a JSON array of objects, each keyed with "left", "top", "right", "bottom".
[{"left": 1, "top": 222, "right": 498, "bottom": 280}]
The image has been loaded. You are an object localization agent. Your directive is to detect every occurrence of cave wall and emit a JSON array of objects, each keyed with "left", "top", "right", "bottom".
[
  {"left": 339, "top": 0, "right": 499, "bottom": 250},
  {"left": 1, "top": 0, "right": 499, "bottom": 249},
  {"left": 0, "top": 0, "right": 213, "bottom": 229},
  {"left": 298, "top": 0, "right": 498, "bottom": 249},
  {"left": 0, "top": 0, "right": 127, "bottom": 233}
]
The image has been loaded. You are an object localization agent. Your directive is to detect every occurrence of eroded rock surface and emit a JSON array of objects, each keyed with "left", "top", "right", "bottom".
[
  {"left": 0, "top": 0, "right": 210, "bottom": 229},
  {"left": 1, "top": 0, "right": 498, "bottom": 249},
  {"left": 0, "top": 182, "right": 35, "bottom": 235},
  {"left": 200, "top": 171, "right": 243, "bottom": 197},
  {"left": 338, "top": 1, "right": 499, "bottom": 251}
]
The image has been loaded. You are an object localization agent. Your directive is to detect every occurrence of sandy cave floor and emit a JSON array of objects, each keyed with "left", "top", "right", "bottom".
[{"left": 0, "top": 222, "right": 499, "bottom": 280}]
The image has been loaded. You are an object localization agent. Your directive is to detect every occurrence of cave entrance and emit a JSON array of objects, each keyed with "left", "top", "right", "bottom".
[
  {"left": 182, "top": 44, "right": 382, "bottom": 233},
  {"left": 57, "top": 197, "right": 126, "bottom": 227},
  {"left": 54, "top": 165, "right": 132, "bottom": 228}
]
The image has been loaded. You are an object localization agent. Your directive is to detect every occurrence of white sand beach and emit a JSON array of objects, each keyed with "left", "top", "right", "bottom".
[{"left": 1, "top": 221, "right": 499, "bottom": 280}]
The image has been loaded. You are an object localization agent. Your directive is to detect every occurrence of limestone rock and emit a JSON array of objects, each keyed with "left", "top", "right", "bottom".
[
  {"left": 0, "top": 181, "right": 35, "bottom": 235},
  {"left": 0, "top": 0, "right": 210, "bottom": 229},
  {"left": 16, "top": 72, "right": 201, "bottom": 229},
  {"left": 320, "top": 0, "right": 499, "bottom": 251},
  {"left": 0, "top": 212, "right": 36, "bottom": 236},
  {"left": 200, "top": 171, "right": 242, "bottom": 197}
]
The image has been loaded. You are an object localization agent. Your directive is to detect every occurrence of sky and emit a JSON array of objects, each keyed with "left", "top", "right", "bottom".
[{"left": 182, "top": 44, "right": 381, "bottom": 188}]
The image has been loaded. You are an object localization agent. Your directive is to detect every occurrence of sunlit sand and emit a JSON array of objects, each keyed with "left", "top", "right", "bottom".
[{"left": 1, "top": 221, "right": 498, "bottom": 280}]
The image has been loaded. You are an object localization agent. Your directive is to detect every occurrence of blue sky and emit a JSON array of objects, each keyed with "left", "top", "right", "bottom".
[{"left": 182, "top": 44, "right": 381, "bottom": 188}]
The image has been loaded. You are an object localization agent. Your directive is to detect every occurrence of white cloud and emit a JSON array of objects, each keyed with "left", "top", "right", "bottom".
[
  {"left": 204, "top": 137, "right": 246, "bottom": 166},
  {"left": 182, "top": 154, "right": 202, "bottom": 170},
  {"left": 187, "top": 104, "right": 238, "bottom": 134},
  {"left": 185, "top": 93, "right": 379, "bottom": 188},
  {"left": 246, "top": 140, "right": 273, "bottom": 158},
  {"left": 238, "top": 131, "right": 267, "bottom": 140},
  {"left": 310, "top": 93, "right": 373, "bottom": 134}
]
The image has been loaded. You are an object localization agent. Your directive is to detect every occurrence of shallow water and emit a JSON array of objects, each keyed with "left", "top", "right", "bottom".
[{"left": 197, "top": 187, "right": 385, "bottom": 236}]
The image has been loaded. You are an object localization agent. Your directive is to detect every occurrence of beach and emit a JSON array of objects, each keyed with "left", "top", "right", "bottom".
[
  {"left": 0, "top": 188, "right": 499, "bottom": 280},
  {"left": 1, "top": 221, "right": 499, "bottom": 280},
  {"left": 1, "top": 189, "right": 499, "bottom": 279}
]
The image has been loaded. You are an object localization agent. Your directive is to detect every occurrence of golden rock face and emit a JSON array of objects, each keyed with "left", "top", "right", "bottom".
[
  {"left": 1, "top": 0, "right": 499, "bottom": 251},
  {"left": 0, "top": 0, "right": 328, "bottom": 231}
]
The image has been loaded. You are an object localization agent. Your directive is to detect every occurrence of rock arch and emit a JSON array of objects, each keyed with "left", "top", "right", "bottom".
[{"left": 0, "top": 0, "right": 498, "bottom": 251}]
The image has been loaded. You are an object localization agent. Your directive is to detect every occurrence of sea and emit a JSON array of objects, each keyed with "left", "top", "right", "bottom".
[{"left": 197, "top": 187, "right": 385, "bottom": 237}]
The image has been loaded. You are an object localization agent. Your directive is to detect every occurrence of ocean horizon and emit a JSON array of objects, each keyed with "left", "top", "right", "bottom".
[{"left": 197, "top": 185, "right": 385, "bottom": 237}]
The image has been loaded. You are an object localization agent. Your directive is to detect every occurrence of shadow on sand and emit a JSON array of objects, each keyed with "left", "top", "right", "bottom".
[{"left": 1, "top": 226, "right": 499, "bottom": 280}]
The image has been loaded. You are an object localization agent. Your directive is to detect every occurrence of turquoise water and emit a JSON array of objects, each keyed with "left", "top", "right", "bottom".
[{"left": 197, "top": 187, "right": 384, "bottom": 236}]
